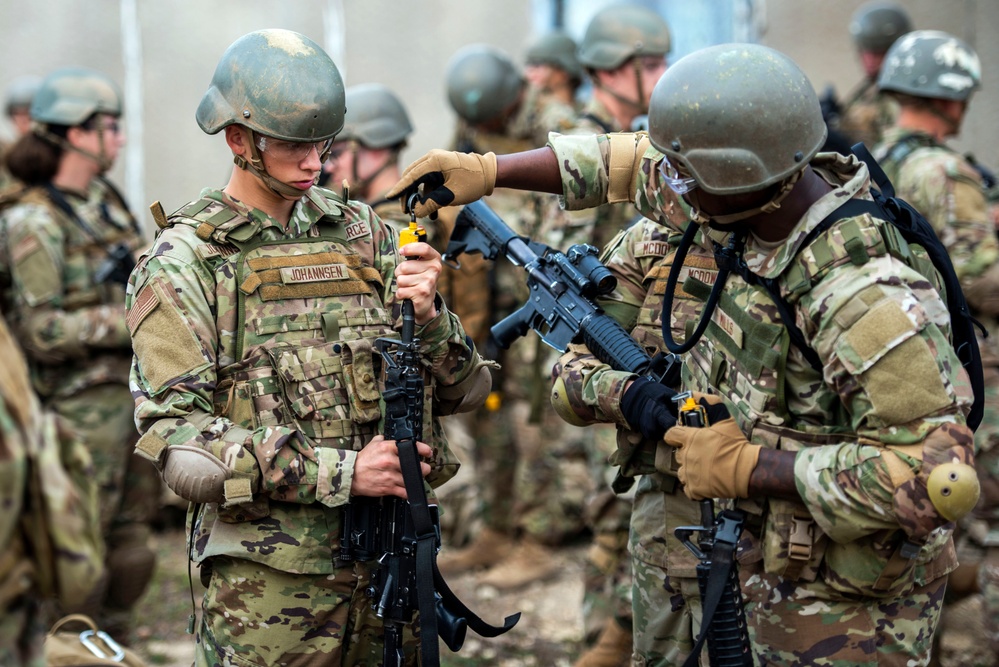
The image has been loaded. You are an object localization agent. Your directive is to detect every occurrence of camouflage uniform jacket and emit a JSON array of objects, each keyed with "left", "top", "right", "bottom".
[
  {"left": 0, "top": 317, "right": 102, "bottom": 666},
  {"left": 549, "top": 132, "right": 973, "bottom": 595},
  {"left": 128, "top": 186, "right": 477, "bottom": 575},
  {"left": 874, "top": 126, "right": 999, "bottom": 365},
  {"left": 1, "top": 184, "right": 138, "bottom": 399}
]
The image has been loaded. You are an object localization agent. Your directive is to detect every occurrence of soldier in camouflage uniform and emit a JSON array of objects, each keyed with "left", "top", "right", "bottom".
[
  {"left": 1, "top": 76, "right": 42, "bottom": 192},
  {"left": 390, "top": 41, "right": 980, "bottom": 667},
  {"left": 524, "top": 31, "right": 583, "bottom": 110},
  {"left": 833, "top": 2, "right": 912, "bottom": 149},
  {"left": 872, "top": 31, "right": 999, "bottom": 665},
  {"left": 435, "top": 43, "right": 593, "bottom": 591},
  {"left": 127, "top": 30, "right": 487, "bottom": 666},
  {"left": 0, "top": 67, "right": 156, "bottom": 643},
  {"left": 0, "top": 314, "right": 103, "bottom": 667},
  {"left": 566, "top": 8, "right": 672, "bottom": 665}
]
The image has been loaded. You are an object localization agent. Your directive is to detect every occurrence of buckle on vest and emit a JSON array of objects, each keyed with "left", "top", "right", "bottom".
[{"left": 787, "top": 515, "right": 814, "bottom": 562}]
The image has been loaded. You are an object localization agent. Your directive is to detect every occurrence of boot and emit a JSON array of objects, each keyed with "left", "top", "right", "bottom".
[
  {"left": 573, "top": 619, "right": 632, "bottom": 667},
  {"left": 478, "top": 538, "right": 560, "bottom": 591},
  {"left": 437, "top": 527, "right": 516, "bottom": 576}
]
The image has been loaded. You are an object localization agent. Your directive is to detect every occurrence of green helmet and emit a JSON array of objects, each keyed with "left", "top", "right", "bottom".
[
  {"left": 340, "top": 83, "right": 413, "bottom": 149},
  {"left": 30, "top": 67, "right": 121, "bottom": 126},
  {"left": 577, "top": 4, "right": 671, "bottom": 71},
  {"left": 849, "top": 2, "right": 912, "bottom": 54},
  {"left": 525, "top": 31, "right": 582, "bottom": 81},
  {"left": 196, "top": 29, "right": 345, "bottom": 141},
  {"left": 5, "top": 75, "right": 43, "bottom": 116},
  {"left": 649, "top": 44, "right": 826, "bottom": 196},
  {"left": 446, "top": 44, "right": 524, "bottom": 124},
  {"left": 878, "top": 30, "right": 981, "bottom": 102}
]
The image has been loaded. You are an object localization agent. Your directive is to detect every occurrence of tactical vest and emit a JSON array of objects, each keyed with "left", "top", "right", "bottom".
[
  {"left": 683, "top": 213, "right": 956, "bottom": 597},
  {"left": 158, "top": 193, "right": 450, "bottom": 573},
  {"left": 2, "top": 186, "right": 136, "bottom": 397}
]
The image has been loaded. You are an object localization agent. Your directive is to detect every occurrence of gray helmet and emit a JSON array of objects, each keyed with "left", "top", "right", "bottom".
[
  {"left": 5, "top": 75, "right": 43, "bottom": 116},
  {"left": 878, "top": 30, "right": 981, "bottom": 102},
  {"left": 340, "top": 83, "right": 413, "bottom": 149},
  {"left": 30, "top": 68, "right": 121, "bottom": 126},
  {"left": 196, "top": 29, "right": 345, "bottom": 141},
  {"left": 577, "top": 4, "right": 671, "bottom": 71},
  {"left": 525, "top": 31, "right": 583, "bottom": 81},
  {"left": 649, "top": 44, "right": 826, "bottom": 196},
  {"left": 849, "top": 2, "right": 912, "bottom": 54},
  {"left": 446, "top": 45, "right": 524, "bottom": 124}
]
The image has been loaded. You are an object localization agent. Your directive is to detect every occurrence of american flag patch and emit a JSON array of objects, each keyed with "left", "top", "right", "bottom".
[
  {"left": 126, "top": 285, "right": 160, "bottom": 334},
  {"left": 11, "top": 235, "right": 41, "bottom": 263}
]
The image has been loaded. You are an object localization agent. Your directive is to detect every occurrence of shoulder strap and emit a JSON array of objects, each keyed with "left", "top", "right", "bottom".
[
  {"left": 94, "top": 176, "right": 141, "bottom": 235},
  {"left": 579, "top": 112, "right": 613, "bottom": 134},
  {"left": 880, "top": 132, "right": 940, "bottom": 173}
]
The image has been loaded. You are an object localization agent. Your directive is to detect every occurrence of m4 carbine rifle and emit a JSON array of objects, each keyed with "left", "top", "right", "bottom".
[{"left": 340, "top": 216, "right": 518, "bottom": 667}]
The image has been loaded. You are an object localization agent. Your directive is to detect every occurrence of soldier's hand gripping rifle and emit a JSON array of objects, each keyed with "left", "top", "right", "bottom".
[
  {"left": 444, "top": 199, "right": 676, "bottom": 382},
  {"left": 341, "top": 200, "right": 519, "bottom": 667},
  {"left": 673, "top": 394, "right": 753, "bottom": 667}
]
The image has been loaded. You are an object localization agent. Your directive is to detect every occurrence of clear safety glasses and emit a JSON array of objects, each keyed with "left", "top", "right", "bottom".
[{"left": 659, "top": 156, "right": 698, "bottom": 195}]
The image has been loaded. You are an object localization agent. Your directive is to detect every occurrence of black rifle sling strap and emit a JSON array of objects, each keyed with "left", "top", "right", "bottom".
[
  {"left": 391, "top": 395, "right": 519, "bottom": 666},
  {"left": 43, "top": 185, "right": 124, "bottom": 264}
]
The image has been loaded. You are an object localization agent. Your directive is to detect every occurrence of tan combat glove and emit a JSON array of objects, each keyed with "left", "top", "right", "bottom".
[
  {"left": 663, "top": 393, "right": 761, "bottom": 500},
  {"left": 386, "top": 150, "right": 497, "bottom": 218}
]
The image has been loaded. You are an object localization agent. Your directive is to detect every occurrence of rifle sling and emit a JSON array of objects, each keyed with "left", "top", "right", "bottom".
[{"left": 681, "top": 534, "right": 740, "bottom": 667}]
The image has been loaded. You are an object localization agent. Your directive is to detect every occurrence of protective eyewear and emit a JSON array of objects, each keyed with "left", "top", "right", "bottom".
[
  {"left": 257, "top": 136, "right": 334, "bottom": 162},
  {"left": 659, "top": 156, "right": 698, "bottom": 195}
]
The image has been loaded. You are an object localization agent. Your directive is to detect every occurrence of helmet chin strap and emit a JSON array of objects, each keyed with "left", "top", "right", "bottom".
[
  {"left": 33, "top": 122, "right": 114, "bottom": 173},
  {"left": 233, "top": 128, "right": 317, "bottom": 200},
  {"left": 591, "top": 60, "right": 649, "bottom": 115},
  {"left": 687, "top": 169, "right": 804, "bottom": 227}
]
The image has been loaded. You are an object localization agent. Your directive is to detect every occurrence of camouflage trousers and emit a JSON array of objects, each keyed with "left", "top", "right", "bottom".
[
  {"left": 631, "top": 558, "right": 703, "bottom": 667},
  {"left": 743, "top": 561, "right": 946, "bottom": 666},
  {"left": 48, "top": 382, "right": 159, "bottom": 637},
  {"left": 581, "top": 425, "right": 633, "bottom": 643},
  {"left": 197, "top": 556, "right": 418, "bottom": 666}
]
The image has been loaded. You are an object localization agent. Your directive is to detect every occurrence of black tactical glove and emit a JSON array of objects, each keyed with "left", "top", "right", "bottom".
[{"left": 620, "top": 376, "right": 678, "bottom": 441}]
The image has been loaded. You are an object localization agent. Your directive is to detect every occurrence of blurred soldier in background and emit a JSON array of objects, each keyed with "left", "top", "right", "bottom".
[
  {"left": 437, "top": 43, "right": 594, "bottom": 592},
  {"left": 568, "top": 6, "right": 671, "bottom": 664},
  {"left": 1, "top": 75, "right": 42, "bottom": 192},
  {"left": 873, "top": 30, "right": 999, "bottom": 665},
  {"left": 524, "top": 30, "right": 583, "bottom": 109},
  {"left": 0, "top": 316, "right": 103, "bottom": 666},
  {"left": 828, "top": 1, "right": 912, "bottom": 149},
  {"left": 0, "top": 67, "right": 155, "bottom": 643},
  {"left": 127, "top": 29, "right": 486, "bottom": 665}
]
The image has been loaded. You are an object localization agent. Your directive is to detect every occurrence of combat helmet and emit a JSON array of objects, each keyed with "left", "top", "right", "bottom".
[
  {"left": 577, "top": 4, "right": 671, "bottom": 71},
  {"left": 878, "top": 30, "right": 981, "bottom": 102},
  {"left": 526, "top": 31, "right": 583, "bottom": 81},
  {"left": 197, "top": 29, "right": 345, "bottom": 197},
  {"left": 340, "top": 83, "right": 413, "bottom": 149},
  {"left": 446, "top": 45, "right": 524, "bottom": 125},
  {"left": 30, "top": 67, "right": 123, "bottom": 171},
  {"left": 849, "top": 2, "right": 912, "bottom": 54},
  {"left": 31, "top": 67, "right": 121, "bottom": 127},
  {"left": 5, "top": 75, "right": 43, "bottom": 116},
  {"left": 649, "top": 44, "right": 826, "bottom": 221}
]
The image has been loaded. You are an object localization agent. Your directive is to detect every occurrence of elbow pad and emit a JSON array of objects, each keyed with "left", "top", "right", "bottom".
[{"left": 434, "top": 354, "right": 499, "bottom": 415}]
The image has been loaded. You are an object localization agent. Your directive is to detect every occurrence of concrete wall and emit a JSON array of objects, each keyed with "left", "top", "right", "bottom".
[{"left": 2, "top": 0, "right": 997, "bottom": 237}]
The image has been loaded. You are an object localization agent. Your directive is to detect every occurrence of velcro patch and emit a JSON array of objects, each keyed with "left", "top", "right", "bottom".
[
  {"left": 196, "top": 243, "right": 240, "bottom": 260},
  {"left": 713, "top": 308, "right": 744, "bottom": 348},
  {"left": 279, "top": 263, "right": 350, "bottom": 284},
  {"left": 126, "top": 284, "right": 161, "bottom": 334},
  {"left": 344, "top": 219, "right": 371, "bottom": 241},
  {"left": 635, "top": 240, "right": 671, "bottom": 258}
]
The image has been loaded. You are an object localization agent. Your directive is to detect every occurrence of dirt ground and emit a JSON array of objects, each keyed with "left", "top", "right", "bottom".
[{"left": 130, "top": 524, "right": 590, "bottom": 667}]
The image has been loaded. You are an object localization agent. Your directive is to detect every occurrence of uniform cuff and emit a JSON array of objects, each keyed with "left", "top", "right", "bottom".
[{"left": 317, "top": 447, "right": 357, "bottom": 508}]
